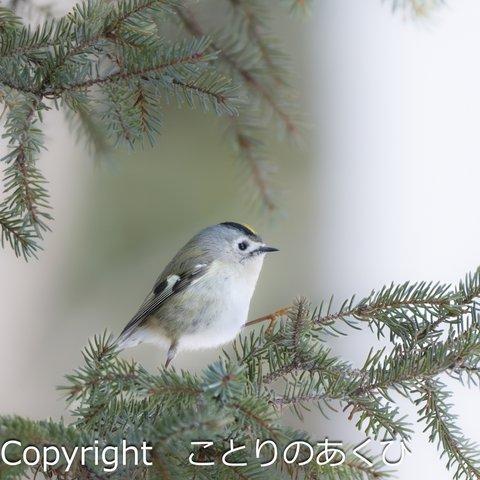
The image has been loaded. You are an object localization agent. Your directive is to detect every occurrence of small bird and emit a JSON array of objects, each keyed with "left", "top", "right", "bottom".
[{"left": 117, "top": 222, "right": 278, "bottom": 367}]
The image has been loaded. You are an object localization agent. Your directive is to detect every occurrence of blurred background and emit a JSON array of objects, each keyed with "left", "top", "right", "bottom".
[{"left": 1, "top": 0, "right": 480, "bottom": 478}]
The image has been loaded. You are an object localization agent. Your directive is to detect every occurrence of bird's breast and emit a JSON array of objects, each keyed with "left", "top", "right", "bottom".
[{"left": 177, "top": 260, "right": 262, "bottom": 350}]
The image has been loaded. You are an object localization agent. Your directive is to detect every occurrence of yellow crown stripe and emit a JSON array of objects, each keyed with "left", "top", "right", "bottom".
[{"left": 241, "top": 223, "right": 257, "bottom": 235}]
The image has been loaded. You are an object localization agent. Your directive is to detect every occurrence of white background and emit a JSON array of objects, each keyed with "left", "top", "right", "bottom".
[{"left": 313, "top": 1, "right": 480, "bottom": 478}]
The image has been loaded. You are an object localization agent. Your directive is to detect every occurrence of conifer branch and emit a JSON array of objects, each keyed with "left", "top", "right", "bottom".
[
  {"left": 0, "top": 205, "right": 40, "bottom": 258},
  {"left": 0, "top": 94, "right": 49, "bottom": 256},
  {"left": 52, "top": 42, "right": 214, "bottom": 93},
  {"left": 0, "top": 0, "right": 314, "bottom": 257},
  {"left": 229, "top": 0, "right": 289, "bottom": 88},
  {"left": 230, "top": 118, "right": 277, "bottom": 212},
  {"left": 2, "top": 268, "right": 480, "bottom": 478},
  {"left": 416, "top": 379, "right": 480, "bottom": 480},
  {"left": 174, "top": 2, "right": 300, "bottom": 212},
  {"left": 0, "top": 0, "right": 245, "bottom": 258},
  {"left": 2, "top": 100, "right": 50, "bottom": 234},
  {"left": 0, "top": 0, "right": 435, "bottom": 259},
  {"left": 307, "top": 455, "right": 392, "bottom": 480}
]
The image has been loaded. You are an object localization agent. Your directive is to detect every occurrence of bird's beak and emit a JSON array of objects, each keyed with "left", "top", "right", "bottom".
[{"left": 256, "top": 245, "right": 279, "bottom": 254}]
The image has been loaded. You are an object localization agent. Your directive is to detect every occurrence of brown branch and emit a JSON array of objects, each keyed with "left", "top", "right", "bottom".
[
  {"left": 134, "top": 83, "right": 151, "bottom": 136},
  {"left": 52, "top": 51, "right": 208, "bottom": 93},
  {"left": 49, "top": 0, "right": 166, "bottom": 64},
  {"left": 234, "top": 125, "right": 276, "bottom": 212},
  {"left": 147, "top": 383, "right": 202, "bottom": 398},
  {"left": 271, "top": 392, "right": 328, "bottom": 407},
  {"left": 262, "top": 362, "right": 300, "bottom": 384},
  {"left": 174, "top": 5, "right": 298, "bottom": 135},
  {"left": 109, "top": 0, "right": 167, "bottom": 30},
  {"left": 0, "top": 77, "right": 41, "bottom": 95},
  {"left": 249, "top": 296, "right": 447, "bottom": 349},
  {"left": 14, "top": 150, "right": 41, "bottom": 229},
  {"left": 230, "top": 402, "right": 279, "bottom": 439},
  {"left": 0, "top": 212, "right": 35, "bottom": 251},
  {"left": 230, "top": 0, "right": 286, "bottom": 87},
  {"left": 112, "top": 103, "right": 133, "bottom": 145},
  {"left": 151, "top": 450, "right": 171, "bottom": 480},
  {"left": 315, "top": 297, "right": 456, "bottom": 328},
  {"left": 171, "top": 78, "right": 228, "bottom": 107},
  {"left": 62, "top": 369, "right": 144, "bottom": 401},
  {"left": 1, "top": 0, "right": 175, "bottom": 96},
  {"left": 6, "top": 98, "right": 49, "bottom": 234},
  {"left": 263, "top": 357, "right": 351, "bottom": 385}
]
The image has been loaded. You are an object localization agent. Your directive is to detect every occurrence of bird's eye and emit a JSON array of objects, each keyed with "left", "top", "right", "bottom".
[{"left": 238, "top": 241, "right": 248, "bottom": 251}]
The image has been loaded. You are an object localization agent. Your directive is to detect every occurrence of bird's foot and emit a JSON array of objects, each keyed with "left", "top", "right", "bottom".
[
  {"left": 244, "top": 306, "right": 291, "bottom": 333},
  {"left": 165, "top": 341, "right": 178, "bottom": 368}
]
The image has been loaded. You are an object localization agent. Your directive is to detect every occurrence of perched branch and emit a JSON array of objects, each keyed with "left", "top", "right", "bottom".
[
  {"left": 244, "top": 305, "right": 291, "bottom": 327},
  {"left": 2, "top": 268, "right": 480, "bottom": 479}
]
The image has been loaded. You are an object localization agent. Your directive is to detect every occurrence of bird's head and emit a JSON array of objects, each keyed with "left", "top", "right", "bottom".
[{"left": 199, "top": 222, "right": 279, "bottom": 268}]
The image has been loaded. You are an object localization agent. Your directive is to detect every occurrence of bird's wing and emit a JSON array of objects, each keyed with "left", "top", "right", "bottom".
[{"left": 118, "top": 262, "right": 209, "bottom": 341}]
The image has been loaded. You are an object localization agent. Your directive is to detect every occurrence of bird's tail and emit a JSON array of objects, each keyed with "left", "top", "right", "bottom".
[
  {"left": 115, "top": 328, "right": 144, "bottom": 350},
  {"left": 114, "top": 334, "right": 128, "bottom": 350}
]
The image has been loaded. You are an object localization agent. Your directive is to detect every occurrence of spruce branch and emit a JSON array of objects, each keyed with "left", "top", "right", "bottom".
[
  {"left": 415, "top": 379, "right": 480, "bottom": 480},
  {"left": 246, "top": 279, "right": 465, "bottom": 343},
  {"left": 1, "top": 96, "right": 48, "bottom": 226},
  {"left": 0, "top": 6, "right": 22, "bottom": 32},
  {"left": 168, "top": 70, "right": 239, "bottom": 116},
  {"left": 310, "top": 282, "right": 463, "bottom": 345},
  {"left": 174, "top": 2, "right": 300, "bottom": 213},
  {"left": 0, "top": 0, "right": 434, "bottom": 259},
  {"left": 234, "top": 269, "right": 480, "bottom": 477},
  {"left": 228, "top": 0, "right": 290, "bottom": 88},
  {"left": 1, "top": 268, "right": 480, "bottom": 479},
  {"left": 0, "top": 0, "right": 246, "bottom": 258},
  {"left": 228, "top": 116, "right": 278, "bottom": 213},
  {"left": 0, "top": 93, "right": 50, "bottom": 257},
  {"left": 1, "top": 0, "right": 307, "bottom": 258},
  {"left": 0, "top": 205, "right": 40, "bottom": 258},
  {"left": 306, "top": 452, "right": 393, "bottom": 480}
]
